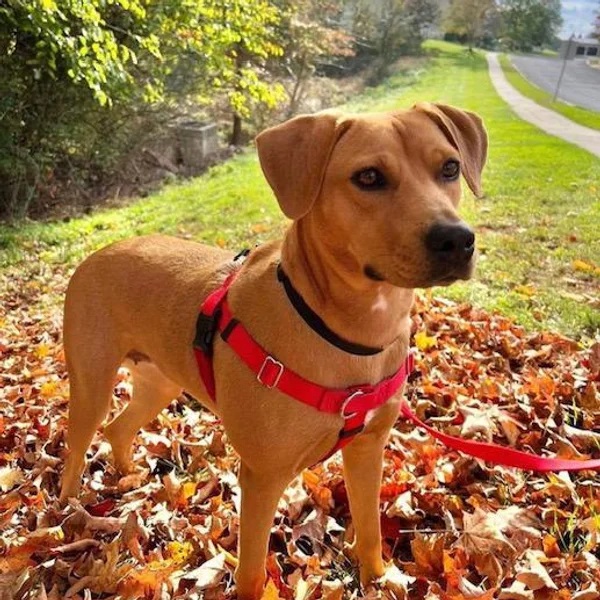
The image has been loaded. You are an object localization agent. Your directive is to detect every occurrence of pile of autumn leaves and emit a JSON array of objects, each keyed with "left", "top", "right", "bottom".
[{"left": 1, "top": 271, "right": 599, "bottom": 599}]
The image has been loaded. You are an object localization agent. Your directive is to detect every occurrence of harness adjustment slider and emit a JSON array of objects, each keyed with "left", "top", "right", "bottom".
[{"left": 194, "top": 310, "right": 220, "bottom": 355}]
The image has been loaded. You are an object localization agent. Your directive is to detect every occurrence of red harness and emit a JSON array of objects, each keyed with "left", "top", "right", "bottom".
[
  {"left": 194, "top": 268, "right": 600, "bottom": 471},
  {"left": 193, "top": 271, "right": 413, "bottom": 459}
]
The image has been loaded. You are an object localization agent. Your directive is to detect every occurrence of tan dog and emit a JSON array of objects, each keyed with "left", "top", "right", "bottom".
[{"left": 60, "top": 103, "right": 487, "bottom": 598}]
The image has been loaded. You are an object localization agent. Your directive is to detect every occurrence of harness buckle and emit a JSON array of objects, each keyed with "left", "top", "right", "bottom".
[
  {"left": 257, "top": 356, "right": 284, "bottom": 388},
  {"left": 341, "top": 390, "right": 364, "bottom": 419},
  {"left": 194, "top": 311, "right": 220, "bottom": 356}
]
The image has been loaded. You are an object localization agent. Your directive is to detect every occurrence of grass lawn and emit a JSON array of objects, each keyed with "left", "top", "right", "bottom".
[
  {"left": 499, "top": 53, "right": 600, "bottom": 131},
  {"left": 1, "top": 41, "right": 599, "bottom": 338}
]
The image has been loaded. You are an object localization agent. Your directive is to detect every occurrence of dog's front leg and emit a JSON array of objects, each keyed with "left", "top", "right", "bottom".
[
  {"left": 235, "top": 462, "right": 290, "bottom": 599},
  {"left": 342, "top": 401, "right": 399, "bottom": 586}
]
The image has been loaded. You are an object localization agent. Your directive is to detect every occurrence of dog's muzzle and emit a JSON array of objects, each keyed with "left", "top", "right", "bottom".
[{"left": 425, "top": 220, "right": 475, "bottom": 282}]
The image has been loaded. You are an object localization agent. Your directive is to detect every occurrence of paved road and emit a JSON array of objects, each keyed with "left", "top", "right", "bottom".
[
  {"left": 487, "top": 53, "right": 600, "bottom": 159},
  {"left": 510, "top": 54, "right": 600, "bottom": 112}
]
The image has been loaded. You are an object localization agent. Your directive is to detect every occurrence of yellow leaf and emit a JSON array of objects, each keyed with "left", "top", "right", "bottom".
[
  {"left": 260, "top": 580, "right": 283, "bottom": 600},
  {"left": 167, "top": 540, "right": 194, "bottom": 564},
  {"left": 40, "top": 381, "right": 59, "bottom": 398},
  {"left": 35, "top": 344, "right": 50, "bottom": 359},
  {"left": 414, "top": 330, "right": 437, "bottom": 351},
  {"left": 572, "top": 259, "right": 595, "bottom": 273},
  {"left": 514, "top": 284, "right": 535, "bottom": 297}
]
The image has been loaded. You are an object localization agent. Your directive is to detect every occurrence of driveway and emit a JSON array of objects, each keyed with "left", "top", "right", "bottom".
[{"left": 510, "top": 54, "right": 600, "bottom": 112}]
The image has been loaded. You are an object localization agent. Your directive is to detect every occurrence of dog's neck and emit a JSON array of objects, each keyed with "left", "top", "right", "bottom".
[{"left": 280, "top": 220, "right": 413, "bottom": 349}]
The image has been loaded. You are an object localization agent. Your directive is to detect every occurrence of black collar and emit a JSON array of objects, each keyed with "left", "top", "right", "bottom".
[{"left": 276, "top": 263, "right": 383, "bottom": 356}]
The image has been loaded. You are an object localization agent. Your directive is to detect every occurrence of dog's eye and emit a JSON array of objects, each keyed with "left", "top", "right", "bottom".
[
  {"left": 351, "top": 168, "right": 387, "bottom": 191},
  {"left": 441, "top": 159, "right": 460, "bottom": 180}
]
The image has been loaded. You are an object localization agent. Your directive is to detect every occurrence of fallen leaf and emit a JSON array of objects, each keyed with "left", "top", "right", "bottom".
[
  {"left": 514, "top": 550, "right": 557, "bottom": 590},
  {"left": 0, "top": 466, "right": 24, "bottom": 492}
]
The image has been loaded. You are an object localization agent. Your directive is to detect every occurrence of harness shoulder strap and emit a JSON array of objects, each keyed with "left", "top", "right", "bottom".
[{"left": 193, "top": 272, "right": 237, "bottom": 400}]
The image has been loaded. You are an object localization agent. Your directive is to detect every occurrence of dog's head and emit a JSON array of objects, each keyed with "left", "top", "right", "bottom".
[{"left": 255, "top": 103, "right": 487, "bottom": 289}]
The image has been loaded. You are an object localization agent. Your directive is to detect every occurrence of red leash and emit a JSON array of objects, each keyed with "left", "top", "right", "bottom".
[{"left": 399, "top": 394, "right": 600, "bottom": 472}]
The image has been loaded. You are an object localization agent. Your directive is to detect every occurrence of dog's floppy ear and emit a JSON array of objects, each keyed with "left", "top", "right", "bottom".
[
  {"left": 414, "top": 102, "right": 488, "bottom": 197},
  {"left": 255, "top": 111, "right": 347, "bottom": 220}
]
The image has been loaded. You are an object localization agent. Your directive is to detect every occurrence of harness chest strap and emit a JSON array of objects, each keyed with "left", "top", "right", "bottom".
[{"left": 194, "top": 272, "right": 600, "bottom": 470}]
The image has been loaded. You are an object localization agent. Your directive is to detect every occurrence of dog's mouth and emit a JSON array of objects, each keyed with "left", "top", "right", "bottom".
[
  {"left": 364, "top": 264, "right": 386, "bottom": 282},
  {"left": 428, "top": 258, "right": 475, "bottom": 287},
  {"left": 363, "top": 256, "right": 475, "bottom": 288}
]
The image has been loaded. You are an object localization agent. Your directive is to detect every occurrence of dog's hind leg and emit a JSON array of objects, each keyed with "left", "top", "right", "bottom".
[
  {"left": 104, "top": 360, "right": 182, "bottom": 474},
  {"left": 60, "top": 332, "right": 123, "bottom": 502}
]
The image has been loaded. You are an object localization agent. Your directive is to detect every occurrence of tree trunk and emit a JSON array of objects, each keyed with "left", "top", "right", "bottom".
[
  {"left": 230, "top": 113, "right": 243, "bottom": 146},
  {"left": 230, "top": 42, "right": 244, "bottom": 146}
]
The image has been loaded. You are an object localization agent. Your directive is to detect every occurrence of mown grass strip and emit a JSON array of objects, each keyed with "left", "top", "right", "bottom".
[
  {"left": 499, "top": 53, "right": 600, "bottom": 131},
  {"left": 1, "top": 41, "right": 599, "bottom": 337}
]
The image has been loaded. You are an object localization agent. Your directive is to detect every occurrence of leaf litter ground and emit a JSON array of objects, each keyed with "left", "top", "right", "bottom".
[{"left": 1, "top": 264, "right": 599, "bottom": 600}]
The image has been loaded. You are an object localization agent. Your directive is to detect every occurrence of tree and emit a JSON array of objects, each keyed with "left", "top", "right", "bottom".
[
  {"left": 0, "top": 0, "right": 287, "bottom": 217},
  {"left": 498, "top": 0, "right": 562, "bottom": 51},
  {"left": 347, "top": 0, "right": 439, "bottom": 80},
  {"left": 592, "top": 2, "right": 600, "bottom": 39},
  {"left": 275, "top": 0, "right": 354, "bottom": 117},
  {"left": 443, "top": 0, "right": 498, "bottom": 48}
]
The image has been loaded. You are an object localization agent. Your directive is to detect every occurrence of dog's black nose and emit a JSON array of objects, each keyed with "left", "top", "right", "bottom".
[{"left": 425, "top": 222, "right": 475, "bottom": 263}]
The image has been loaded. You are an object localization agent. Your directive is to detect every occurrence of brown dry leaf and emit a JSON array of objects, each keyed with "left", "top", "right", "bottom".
[
  {"left": 321, "top": 579, "right": 344, "bottom": 600},
  {"left": 122, "top": 511, "right": 150, "bottom": 562},
  {"left": 0, "top": 465, "right": 24, "bottom": 492},
  {"left": 498, "top": 580, "right": 534, "bottom": 600},
  {"left": 456, "top": 506, "right": 541, "bottom": 560},
  {"left": 385, "top": 491, "right": 422, "bottom": 521},
  {"left": 302, "top": 469, "right": 333, "bottom": 510},
  {"left": 573, "top": 583, "right": 600, "bottom": 600},
  {"left": 379, "top": 563, "right": 415, "bottom": 598},
  {"left": 514, "top": 550, "right": 557, "bottom": 591},
  {"left": 456, "top": 508, "right": 516, "bottom": 558},
  {"left": 473, "top": 552, "right": 504, "bottom": 587},
  {"left": 409, "top": 533, "right": 444, "bottom": 577},
  {"left": 294, "top": 576, "right": 320, "bottom": 600},
  {"left": 281, "top": 478, "right": 309, "bottom": 520},
  {"left": 176, "top": 553, "right": 227, "bottom": 592},
  {"left": 459, "top": 405, "right": 497, "bottom": 441}
]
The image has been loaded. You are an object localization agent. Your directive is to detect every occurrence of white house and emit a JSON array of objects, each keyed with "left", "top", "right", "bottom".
[{"left": 559, "top": 37, "right": 600, "bottom": 59}]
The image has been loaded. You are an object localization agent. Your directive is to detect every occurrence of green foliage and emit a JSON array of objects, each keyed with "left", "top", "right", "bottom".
[
  {"left": 0, "top": 0, "right": 161, "bottom": 106},
  {"left": 0, "top": 0, "right": 287, "bottom": 218},
  {"left": 498, "top": 0, "right": 562, "bottom": 51},
  {"left": 443, "top": 0, "right": 499, "bottom": 47},
  {"left": 275, "top": 0, "right": 354, "bottom": 116},
  {"left": 347, "top": 0, "right": 439, "bottom": 80}
]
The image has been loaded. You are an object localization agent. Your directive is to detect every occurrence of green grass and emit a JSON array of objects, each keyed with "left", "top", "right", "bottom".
[
  {"left": 1, "top": 41, "right": 599, "bottom": 338},
  {"left": 499, "top": 53, "right": 600, "bottom": 131}
]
